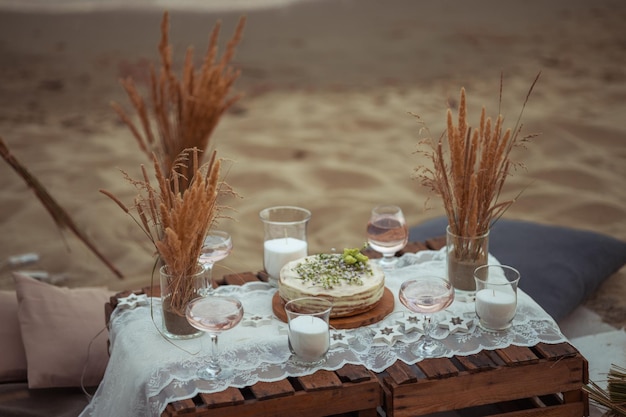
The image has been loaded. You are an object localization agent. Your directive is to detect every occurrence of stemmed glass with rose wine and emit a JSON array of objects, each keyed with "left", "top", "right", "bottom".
[
  {"left": 199, "top": 230, "right": 233, "bottom": 294},
  {"left": 186, "top": 295, "right": 244, "bottom": 380},
  {"left": 366, "top": 205, "right": 409, "bottom": 269},
  {"left": 399, "top": 276, "right": 454, "bottom": 357}
]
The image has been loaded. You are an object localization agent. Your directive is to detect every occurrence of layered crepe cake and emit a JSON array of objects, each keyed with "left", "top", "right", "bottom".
[{"left": 278, "top": 250, "right": 385, "bottom": 318}]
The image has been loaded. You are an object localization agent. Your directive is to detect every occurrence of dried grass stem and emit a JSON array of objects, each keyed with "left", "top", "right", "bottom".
[
  {"left": 112, "top": 12, "right": 245, "bottom": 191},
  {"left": 414, "top": 75, "right": 540, "bottom": 242}
]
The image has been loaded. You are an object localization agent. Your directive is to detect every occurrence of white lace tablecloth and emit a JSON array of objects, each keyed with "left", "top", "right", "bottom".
[{"left": 80, "top": 249, "right": 567, "bottom": 417}]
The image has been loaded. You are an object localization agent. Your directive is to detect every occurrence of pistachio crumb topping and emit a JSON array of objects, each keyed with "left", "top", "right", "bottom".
[{"left": 294, "top": 247, "right": 372, "bottom": 289}]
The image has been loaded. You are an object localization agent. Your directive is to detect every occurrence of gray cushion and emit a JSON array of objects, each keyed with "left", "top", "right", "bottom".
[{"left": 408, "top": 217, "right": 626, "bottom": 321}]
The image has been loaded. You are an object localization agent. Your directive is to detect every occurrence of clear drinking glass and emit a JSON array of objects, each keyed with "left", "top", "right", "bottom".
[
  {"left": 399, "top": 276, "right": 454, "bottom": 357},
  {"left": 366, "top": 205, "right": 408, "bottom": 269},
  {"left": 186, "top": 295, "right": 244, "bottom": 380},
  {"left": 198, "top": 230, "right": 233, "bottom": 293},
  {"left": 446, "top": 226, "right": 489, "bottom": 300},
  {"left": 160, "top": 263, "right": 208, "bottom": 340}
]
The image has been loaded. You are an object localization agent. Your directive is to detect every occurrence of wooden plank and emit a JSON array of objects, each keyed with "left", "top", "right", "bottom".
[
  {"left": 388, "top": 355, "right": 585, "bottom": 416},
  {"left": 335, "top": 364, "right": 372, "bottom": 383},
  {"left": 362, "top": 248, "right": 382, "bottom": 259},
  {"left": 455, "top": 351, "right": 499, "bottom": 373},
  {"left": 385, "top": 360, "right": 418, "bottom": 385},
  {"left": 249, "top": 379, "right": 295, "bottom": 400},
  {"left": 563, "top": 390, "right": 584, "bottom": 404},
  {"left": 534, "top": 342, "right": 579, "bottom": 359},
  {"left": 161, "top": 404, "right": 176, "bottom": 417},
  {"left": 496, "top": 345, "right": 539, "bottom": 365},
  {"left": 298, "top": 370, "right": 342, "bottom": 391},
  {"left": 399, "top": 241, "right": 428, "bottom": 255},
  {"left": 212, "top": 275, "right": 227, "bottom": 286},
  {"left": 144, "top": 285, "right": 159, "bottom": 297},
  {"left": 415, "top": 358, "right": 459, "bottom": 379},
  {"left": 199, "top": 377, "right": 380, "bottom": 417},
  {"left": 256, "top": 270, "right": 270, "bottom": 283},
  {"left": 485, "top": 349, "right": 507, "bottom": 367},
  {"left": 167, "top": 398, "right": 196, "bottom": 414},
  {"left": 198, "top": 387, "right": 244, "bottom": 408},
  {"left": 425, "top": 236, "right": 446, "bottom": 250}
]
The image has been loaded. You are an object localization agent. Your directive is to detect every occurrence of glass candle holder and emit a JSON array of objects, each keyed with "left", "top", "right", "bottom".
[
  {"left": 259, "top": 206, "right": 311, "bottom": 287},
  {"left": 284, "top": 297, "right": 332, "bottom": 366},
  {"left": 474, "top": 264, "right": 520, "bottom": 331}
]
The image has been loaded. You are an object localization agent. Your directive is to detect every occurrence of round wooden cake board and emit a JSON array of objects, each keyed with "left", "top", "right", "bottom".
[{"left": 272, "top": 287, "right": 394, "bottom": 329}]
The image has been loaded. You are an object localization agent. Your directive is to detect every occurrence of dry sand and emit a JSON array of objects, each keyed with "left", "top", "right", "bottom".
[{"left": 0, "top": 0, "right": 624, "bottom": 328}]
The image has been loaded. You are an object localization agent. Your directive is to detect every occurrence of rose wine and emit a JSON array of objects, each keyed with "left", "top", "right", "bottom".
[
  {"left": 367, "top": 216, "right": 409, "bottom": 254},
  {"left": 399, "top": 279, "right": 454, "bottom": 314},
  {"left": 199, "top": 232, "right": 233, "bottom": 266},
  {"left": 186, "top": 297, "right": 243, "bottom": 333}
]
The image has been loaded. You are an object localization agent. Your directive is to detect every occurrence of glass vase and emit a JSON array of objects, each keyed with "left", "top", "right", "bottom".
[
  {"left": 446, "top": 226, "right": 489, "bottom": 298},
  {"left": 159, "top": 263, "right": 209, "bottom": 339}
]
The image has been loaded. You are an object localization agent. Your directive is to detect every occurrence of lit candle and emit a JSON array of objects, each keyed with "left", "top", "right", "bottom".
[
  {"left": 475, "top": 288, "right": 517, "bottom": 330},
  {"left": 288, "top": 315, "right": 330, "bottom": 362},
  {"left": 264, "top": 237, "right": 307, "bottom": 279}
]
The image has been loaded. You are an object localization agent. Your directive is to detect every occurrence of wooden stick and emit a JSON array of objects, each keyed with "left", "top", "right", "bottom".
[{"left": 0, "top": 136, "right": 124, "bottom": 279}]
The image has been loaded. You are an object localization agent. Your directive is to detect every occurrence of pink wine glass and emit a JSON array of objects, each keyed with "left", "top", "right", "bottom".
[
  {"left": 399, "top": 276, "right": 454, "bottom": 357},
  {"left": 186, "top": 295, "right": 243, "bottom": 380},
  {"left": 366, "top": 205, "right": 409, "bottom": 269}
]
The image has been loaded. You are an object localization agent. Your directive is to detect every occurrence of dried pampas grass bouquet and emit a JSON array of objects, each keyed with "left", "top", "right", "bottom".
[
  {"left": 413, "top": 73, "right": 540, "bottom": 291},
  {"left": 111, "top": 11, "right": 245, "bottom": 191}
]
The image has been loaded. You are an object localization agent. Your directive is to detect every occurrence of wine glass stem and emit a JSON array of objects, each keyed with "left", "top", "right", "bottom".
[
  {"left": 209, "top": 333, "right": 220, "bottom": 374},
  {"left": 423, "top": 315, "right": 433, "bottom": 343},
  {"left": 379, "top": 254, "right": 397, "bottom": 268},
  {"left": 203, "top": 263, "right": 214, "bottom": 295}
]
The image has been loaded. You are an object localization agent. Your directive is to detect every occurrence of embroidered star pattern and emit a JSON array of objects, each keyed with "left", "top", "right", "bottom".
[
  {"left": 117, "top": 293, "right": 149, "bottom": 310},
  {"left": 277, "top": 324, "right": 289, "bottom": 336},
  {"left": 395, "top": 315, "right": 423, "bottom": 333},
  {"left": 330, "top": 330, "right": 353, "bottom": 348},
  {"left": 438, "top": 313, "right": 473, "bottom": 333},
  {"left": 241, "top": 314, "right": 273, "bottom": 327},
  {"left": 371, "top": 324, "right": 404, "bottom": 346}
]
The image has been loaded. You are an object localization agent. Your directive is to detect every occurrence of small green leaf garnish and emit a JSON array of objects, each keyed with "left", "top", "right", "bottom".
[{"left": 294, "top": 247, "right": 372, "bottom": 289}]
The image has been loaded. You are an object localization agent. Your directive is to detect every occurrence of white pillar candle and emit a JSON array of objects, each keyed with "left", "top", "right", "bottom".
[
  {"left": 475, "top": 289, "right": 517, "bottom": 330},
  {"left": 264, "top": 237, "right": 307, "bottom": 279},
  {"left": 288, "top": 315, "right": 330, "bottom": 362}
]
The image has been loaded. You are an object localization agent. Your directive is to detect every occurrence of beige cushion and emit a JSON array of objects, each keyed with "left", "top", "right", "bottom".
[
  {"left": 0, "top": 290, "right": 27, "bottom": 383},
  {"left": 13, "top": 273, "right": 114, "bottom": 389}
]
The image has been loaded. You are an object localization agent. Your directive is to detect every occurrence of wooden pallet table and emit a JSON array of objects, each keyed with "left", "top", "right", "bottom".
[
  {"left": 379, "top": 342, "right": 588, "bottom": 417},
  {"left": 161, "top": 365, "right": 381, "bottom": 417},
  {"left": 104, "top": 239, "right": 589, "bottom": 417},
  {"left": 106, "top": 274, "right": 382, "bottom": 417}
]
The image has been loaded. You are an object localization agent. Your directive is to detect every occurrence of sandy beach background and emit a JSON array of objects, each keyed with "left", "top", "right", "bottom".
[{"left": 0, "top": 0, "right": 624, "bottom": 329}]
